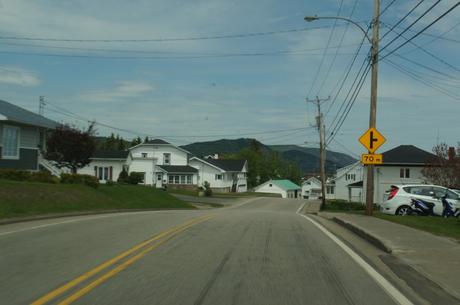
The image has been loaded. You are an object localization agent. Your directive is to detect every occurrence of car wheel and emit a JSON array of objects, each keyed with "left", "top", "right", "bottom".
[{"left": 396, "top": 205, "right": 411, "bottom": 216}]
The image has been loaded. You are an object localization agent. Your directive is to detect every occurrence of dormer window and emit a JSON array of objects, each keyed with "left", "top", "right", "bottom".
[{"left": 163, "top": 153, "right": 171, "bottom": 165}]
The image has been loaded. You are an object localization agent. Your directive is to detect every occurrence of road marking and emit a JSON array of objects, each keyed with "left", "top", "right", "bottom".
[
  {"left": 0, "top": 211, "right": 166, "bottom": 237},
  {"left": 296, "top": 211, "right": 414, "bottom": 305},
  {"left": 56, "top": 215, "right": 213, "bottom": 305},
  {"left": 296, "top": 202, "right": 306, "bottom": 214},
  {"left": 30, "top": 214, "right": 213, "bottom": 305}
]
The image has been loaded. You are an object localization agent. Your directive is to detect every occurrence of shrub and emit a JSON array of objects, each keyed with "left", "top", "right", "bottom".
[
  {"left": 105, "top": 180, "right": 116, "bottom": 186},
  {"left": 0, "top": 169, "right": 58, "bottom": 183},
  {"left": 60, "top": 173, "right": 99, "bottom": 188},
  {"left": 0, "top": 169, "right": 31, "bottom": 181},
  {"left": 203, "top": 181, "right": 213, "bottom": 197},
  {"left": 127, "top": 172, "right": 144, "bottom": 185},
  {"left": 117, "top": 169, "right": 129, "bottom": 183}
]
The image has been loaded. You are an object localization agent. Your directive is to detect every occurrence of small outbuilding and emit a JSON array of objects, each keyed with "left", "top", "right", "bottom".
[{"left": 253, "top": 179, "right": 301, "bottom": 198}]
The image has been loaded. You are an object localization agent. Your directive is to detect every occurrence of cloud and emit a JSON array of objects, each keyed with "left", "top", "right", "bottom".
[
  {"left": 80, "top": 80, "right": 154, "bottom": 102},
  {"left": 0, "top": 66, "right": 41, "bottom": 86}
]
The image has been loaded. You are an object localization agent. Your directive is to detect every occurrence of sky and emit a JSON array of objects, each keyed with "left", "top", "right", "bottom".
[{"left": 0, "top": 0, "right": 459, "bottom": 157}]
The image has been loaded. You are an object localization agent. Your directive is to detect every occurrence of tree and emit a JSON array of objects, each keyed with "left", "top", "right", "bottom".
[
  {"left": 130, "top": 137, "right": 142, "bottom": 147},
  {"left": 422, "top": 143, "right": 460, "bottom": 188},
  {"left": 46, "top": 123, "right": 96, "bottom": 173}
]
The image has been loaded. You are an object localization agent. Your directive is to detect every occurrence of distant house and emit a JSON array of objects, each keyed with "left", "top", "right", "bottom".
[
  {"left": 0, "top": 100, "right": 58, "bottom": 172},
  {"left": 301, "top": 176, "right": 335, "bottom": 200},
  {"left": 334, "top": 145, "right": 437, "bottom": 204},
  {"left": 189, "top": 157, "right": 248, "bottom": 192},
  {"left": 254, "top": 179, "right": 301, "bottom": 198},
  {"left": 334, "top": 161, "right": 364, "bottom": 203},
  {"left": 78, "top": 150, "right": 129, "bottom": 183},
  {"left": 79, "top": 139, "right": 248, "bottom": 192}
]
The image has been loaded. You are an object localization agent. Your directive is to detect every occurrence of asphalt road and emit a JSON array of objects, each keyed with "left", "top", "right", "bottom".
[{"left": 0, "top": 198, "right": 404, "bottom": 305}]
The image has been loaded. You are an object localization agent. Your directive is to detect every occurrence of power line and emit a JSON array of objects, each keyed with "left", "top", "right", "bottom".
[
  {"left": 379, "top": 0, "right": 425, "bottom": 42},
  {"left": 316, "top": 0, "right": 359, "bottom": 96},
  {"left": 380, "top": 2, "right": 460, "bottom": 62},
  {"left": 383, "top": 58, "right": 460, "bottom": 101},
  {"left": 306, "top": 0, "right": 345, "bottom": 98},
  {"left": 380, "top": 22, "right": 460, "bottom": 73},
  {"left": 0, "top": 48, "right": 367, "bottom": 60},
  {"left": 325, "top": 26, "right": 371, "bottom": 117},
  {"left": 379, "top": 0, "right": 441, "bottom": 53},
  {"left": 0, "top": 26, "right": 340, "bottom": 43},
  {"left": 379, "top": 0, "right": 399, "bottom": 17},
  {"left": 400, "top": 21, "right": 460, "bottom": 53},
  {"left": 392, "top": 23, "right": 460, "bottom": 45},
  {"left": 45, "top": 101, "right": 318, "bottom": 138},
  {"left": 327, "top": 59, "right": 371, "bottom": 145}
]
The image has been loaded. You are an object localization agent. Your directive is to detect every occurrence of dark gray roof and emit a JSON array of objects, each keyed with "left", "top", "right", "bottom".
[
  {"left": 145, "top": 139, "right": 170, "bottom": 145},
  {"left": 91, "top": 150, "right": 129, "bottom": 159},
  {"left": 205, "top": 159, "right": 246, "bottom": 172},
  {"left": 0, "top": 99, "right": 58, "bottom": 129},
  {"left": 348, "top": 181, "right": 363, "bottom": 187},
  {"left": 157, "top": 165, "right": 198, "bottom": 173},
  {"left": 382, "top": 145, "right": 437, "bottom": 165}
]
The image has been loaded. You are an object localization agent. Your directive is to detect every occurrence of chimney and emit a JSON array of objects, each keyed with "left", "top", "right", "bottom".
[
  {"left": 214, "top": 153, "right": 219, "bottom": 159},
  {"left": 448, "top": 147, "right": 455, "bottom": 161}
]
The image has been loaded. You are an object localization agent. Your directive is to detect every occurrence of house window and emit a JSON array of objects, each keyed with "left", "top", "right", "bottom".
[
  {"left": 163, "top": 153, "right": 171, "bottom": 165},
  {"left": 2, "top": 125, "right": 20, "bottom": 159},
  {"left": 215, "top": 174, "right": 222, "bottom": 180},
  {"left": 96, "top": 166, "right": 113, "bottom": 181},
  {"left": 269, "top": 183, "right": 272, "bottom": 187},
  {"left": 157, "top": 174, "right": 162, "bottom": 181},
  {"left": 400, "top": 168, "right": 410, "bottom": 178},
  {"left": 327, "top": 186, "right": 335, "bottom": 194},
  {"left": 167, "top": 174, "right": 193, "bottom": 185},
  {"left": 141, "top": 153, "right": 147, "bottom": 158}
]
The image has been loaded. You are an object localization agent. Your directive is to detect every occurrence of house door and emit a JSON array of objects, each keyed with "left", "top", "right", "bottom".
[{"left": 156, "top": 173, "right": 163, "bottom": 188}]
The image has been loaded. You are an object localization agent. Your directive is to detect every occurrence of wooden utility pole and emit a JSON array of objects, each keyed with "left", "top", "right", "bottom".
[
  {"left": 307, "top": 96, "right": 329, "bottom": 208},
  {"left": 365, "top": 0, "right": 380, "bottom": 216}
]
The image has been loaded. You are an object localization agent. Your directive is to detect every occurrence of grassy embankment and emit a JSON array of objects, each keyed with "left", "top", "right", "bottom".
[
  {"left": 167, "top": 188, "right": 281, "bottom": 198},
  {"left": 323, "top": 199, "right": 460, "bottom": 240},
  {"left": 0, "top": 180, "right": 194, "bottom": 219}
]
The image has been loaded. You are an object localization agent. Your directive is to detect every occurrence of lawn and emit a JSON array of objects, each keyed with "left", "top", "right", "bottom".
[
  {"left": 322, "top": 199, "right": 460, "bottom": 240},
  {"left": 0, "top": 180, "right": 194, "bottom": 219},
  {"left": 375, "top": 212, "right": 460, "bottom": 240}
]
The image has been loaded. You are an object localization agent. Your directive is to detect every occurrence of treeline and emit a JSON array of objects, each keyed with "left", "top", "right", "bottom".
[
  {"left": 225, "top": 140, "right": 302, "bottom": 187},
  {"left": 96, "top": 134, "right": 153, "bottom": 150}
]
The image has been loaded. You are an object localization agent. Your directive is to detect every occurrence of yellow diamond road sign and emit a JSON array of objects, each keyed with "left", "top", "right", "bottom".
[{"left": 359, "top": 127, "right": 386, "bottom": 153}]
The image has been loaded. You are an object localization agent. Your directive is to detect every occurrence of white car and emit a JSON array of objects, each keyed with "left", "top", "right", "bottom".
[{"left": 380, "top": 184, "right": 460, "bottom": 216}]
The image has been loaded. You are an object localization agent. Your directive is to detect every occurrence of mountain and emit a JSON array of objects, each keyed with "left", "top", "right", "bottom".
[
  {"left": 181, "top": 138, "right": 270, "bottom": 157},
  {"left": 181, "top": 138, "right": 356, "bottom": 174},
  {"left": 269, "top": 145, "right": 356, "bottom": 174}
]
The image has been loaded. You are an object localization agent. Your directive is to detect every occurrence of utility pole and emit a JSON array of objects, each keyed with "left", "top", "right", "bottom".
[
  {"left": 39, "top": 96, "right": 46, "bottom": 116},
  {"left": 365, "top": 0, "right": 380, "bottom": 216},
  {"left": 307, "top": 96, "right": 329, "bottom": 208}
]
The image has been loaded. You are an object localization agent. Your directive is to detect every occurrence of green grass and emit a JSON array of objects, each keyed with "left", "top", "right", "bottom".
[
  {"left": 0, "top": 180, "right": 194, "bottom": 219},
  {"left": 167, "top": 188, "right": 200, "bottom": 197},
  {"left": 375, "top": 212, "right": 460, "bottom": 240}
]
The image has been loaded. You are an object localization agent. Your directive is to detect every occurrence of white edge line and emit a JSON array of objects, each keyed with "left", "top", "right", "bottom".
[
  {"left": 296, "top": 201, "right": 307, "bottom": 214},
  {"left": 296, "top": 211, "right": 414, "bottom": 305},
  {"left": 0, "top": 210, "right": 165, "bottom": 237}
]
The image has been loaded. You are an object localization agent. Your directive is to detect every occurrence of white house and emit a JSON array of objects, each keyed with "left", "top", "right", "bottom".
[
  {"left": 334, "top": 145, "right": 437, "bottom": 204},
  {"left": 189, "top": 157, "right": 248, "bottom": 192},
  {"left": 254, "top": 179, "right": 301, "bottom": 198},
  {"left": 363, "top": 145, "right": 437, "bottom": 204},
  {"left": 78, "top": 150, "right": 129, "bottom": 183},
  {"left": 334, "top": 161, "right": 364, "bottom": 203},
  {"left": 79, "top": 139, "right": 248, "bottom": 192},
  {"left": 301, "top": 176, "right": 335, "bottom": 200}
]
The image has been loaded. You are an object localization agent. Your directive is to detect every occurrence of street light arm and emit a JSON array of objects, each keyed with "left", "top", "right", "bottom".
[{"left": 304, "top": 16, "right": 371, "bottom": 43}]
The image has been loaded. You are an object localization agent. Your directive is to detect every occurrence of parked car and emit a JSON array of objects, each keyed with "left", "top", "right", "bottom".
[{"left": 381, "top": 184, "right": 460, "bottom": 216}]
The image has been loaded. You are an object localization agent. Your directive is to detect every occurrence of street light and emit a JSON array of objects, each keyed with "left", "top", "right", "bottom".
[
  {"left": 304, "top": 0, "right": 381, "bottom": 216},
  {"left": 303, "top": 15, "right": 372, "bottom": 43}
]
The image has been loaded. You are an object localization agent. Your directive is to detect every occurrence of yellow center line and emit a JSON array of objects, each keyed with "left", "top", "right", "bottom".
[
  {"left": 57, "top": 216, "right": 212, "bottom": 305},
  {"left": 30, "top": 214, "right": 213, "bottom": 305}
]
